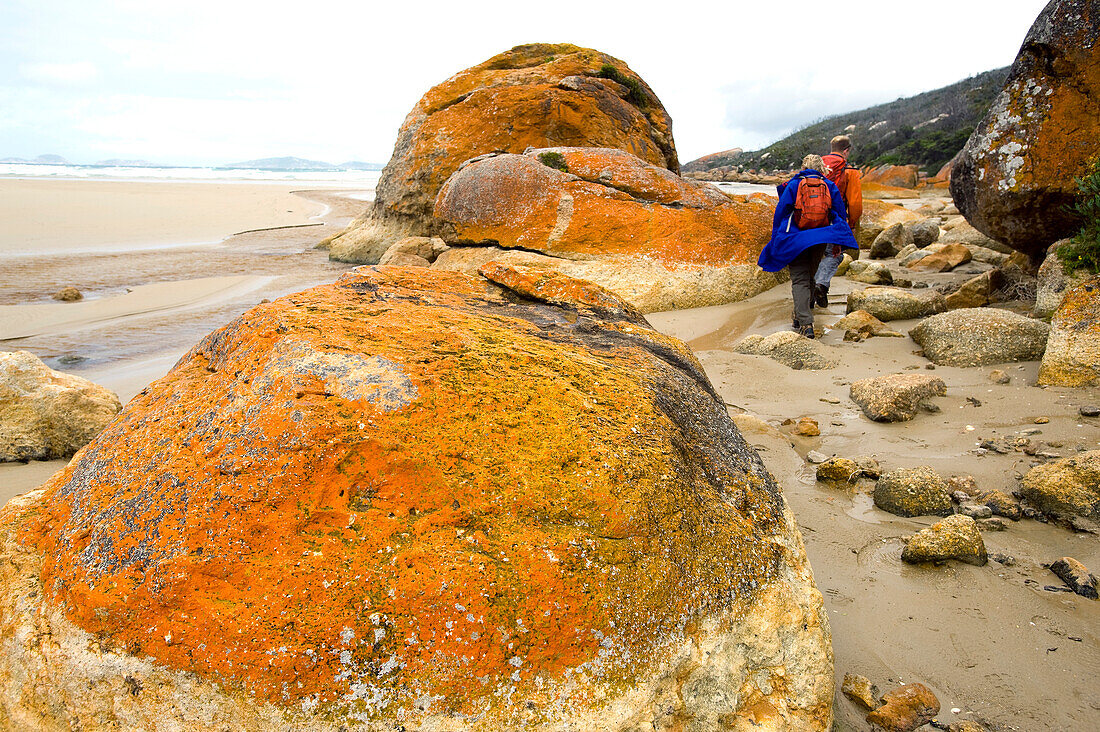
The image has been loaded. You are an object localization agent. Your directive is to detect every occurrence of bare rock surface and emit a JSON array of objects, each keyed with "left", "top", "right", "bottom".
[
  {"left": 1038, "top": 276, "right": 1100, "bottom": 386},
  {"left": 909, "top": 308, "right": 1050, "bottom": 367},
  {"left": 850, "top": 373, "right": 947, "bottom": 422},
  {"left": 0, "top": 351, "right": 121, "bottom": 462}
]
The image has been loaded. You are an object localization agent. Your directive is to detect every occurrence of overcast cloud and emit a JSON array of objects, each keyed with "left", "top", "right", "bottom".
[{"left": 0, "top": 0, "right": 1050, "bottom": 166}]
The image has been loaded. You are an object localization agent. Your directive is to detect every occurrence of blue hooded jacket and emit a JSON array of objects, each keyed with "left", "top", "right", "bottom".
[{"left": 757, "top": 170, "right": 859, "bottom": 272}]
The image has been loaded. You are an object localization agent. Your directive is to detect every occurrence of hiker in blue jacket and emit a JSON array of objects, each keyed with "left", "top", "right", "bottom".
[{"left": 757, "top": 154, "right": 858, "bottom": 338}]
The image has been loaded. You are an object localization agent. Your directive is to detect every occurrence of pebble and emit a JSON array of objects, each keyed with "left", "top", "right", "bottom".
[
  {"left": 842, "top": 672, "right": 879, "bottom": 710},
  {"left": 1034, "top": 417, "right": 1049, "bottom": 424},
  {"left": 1048, "top": 557, "right": 1099, "bottom": 599},
  {"left": 990, "top": 552, "right": 1016, "bottom": 566},
  {"left": 806, "top": 450, "right": 828, "bottom": 464},
  {"left": 976, "top": 518, "right": 1008, "bottom": 532},
  {"left": 820, "top": 397, "right": 841, "bottom": 404},
  {"left": 1079, "top": 406, "right": 1100, "bottom": 417},
  {"left": 951, "top": 491, "right": 971, "bottom": 504},
  {"left": 959, "top": 504, "right": 992, "bottom": 519},
  {"left": 989, "top": 369, "right": 1011, "bottom": 384}
]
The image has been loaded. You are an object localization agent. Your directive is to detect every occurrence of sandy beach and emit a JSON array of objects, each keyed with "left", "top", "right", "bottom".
[{"left": 1, "top": 179, "right": 1098, "bottom": 730}]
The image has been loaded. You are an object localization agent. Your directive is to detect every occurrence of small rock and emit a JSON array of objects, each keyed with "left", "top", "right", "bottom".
[
  {"left": 959, "top": 504, "right": 992, "bottom": 519},
  {"left": 52, "top": 286, "right": 83, "bottom": 302},
  {"left": 806, "top": 450, "right": 829, "bottom": 464},
  {"left": 1080, "top": 406, "right": 1100, "bottom": 418},
  {"left": 947, "top": 475, "right": 979, "bottom": 497},
  {"left": 1048, "top": 557, "right": 1099, "bottom": 599},
  {"left": 850, "top": 373, "right": 947, "bottom": 422},
  {"left": 990, "top": 552, "right": 1016, "bottom": 566},
  {"left": 875, "top": 466, "right": 953, "bottom": 517},
  {"left": 853, "top": 456, "right": 883, "bottom": 480},
  {"left": 902, "top": 515, "right": 987, "bottom": 566},
  {"left": 733, "top": 331, "right": 840, "bottom": 370},
  {"left": 817, "top": 457, "right": 859, "bottom": 483},
  {"left": 989, "top": 369, "right": 1011, "bottom": 384},
  {"left": 791, "top": 417, "right": 820, "bottom": 437},
  {"left": 976, "top": 489, "right": 1022, "bottom": 520},
  {"left": 866, "top": 683, "right": 940, "bottom": 731},
  {"left": 848, "top": 286, "right": 946, "bottom": 322},
  {"left": 946, "top": 722, "right": 989, "bottom": 732},
  {"left": 951, "top": 490, "right": 971, "bottom": 504},
  {"left": 1019, "top": 451, "right": 1100, "bottom": 524},
  {"left": 1034, "top": 417, "right": 1049, "bottom": 424},
  {"left": 842, "top": 672, "right": 879, "bottom": 710}
]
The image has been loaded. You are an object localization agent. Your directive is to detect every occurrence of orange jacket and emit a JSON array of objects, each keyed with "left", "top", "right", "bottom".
[{"left": 824, "top": 153, "right": 862, "bottom": 229}]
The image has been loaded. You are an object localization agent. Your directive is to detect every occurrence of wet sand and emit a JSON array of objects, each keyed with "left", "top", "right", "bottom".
[{"left": 650, "top": 276, "right": 1100, "bottom": 731}]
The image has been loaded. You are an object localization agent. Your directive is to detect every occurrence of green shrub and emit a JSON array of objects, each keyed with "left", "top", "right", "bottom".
[
  {"left": 1057, "top": 157, "right": 1100, "bottom": 275},
  {"left": 537, "top": 151, "right": 569, "bottom": 172},
  {"left": 596, "top": 64, "right": 648, "bottom": 108}
]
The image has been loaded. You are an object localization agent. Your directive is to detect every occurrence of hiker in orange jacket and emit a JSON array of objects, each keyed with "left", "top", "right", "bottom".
[{"left": 813, "top": 135, "right": 863, "bottom": 307}]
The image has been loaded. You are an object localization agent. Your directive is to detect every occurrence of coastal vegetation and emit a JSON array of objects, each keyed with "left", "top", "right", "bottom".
[{"left": 1058, "top": 157, "right": 1100, "bottom": 274}]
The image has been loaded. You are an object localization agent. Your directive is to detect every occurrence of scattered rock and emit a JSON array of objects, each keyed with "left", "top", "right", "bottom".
[
  {"left": 902, "top": 515, "right": 988, "bottom": 566},
  {"left": 909, "top": 308, "right": 1050, "bottom": 367},
  {"left": 870, "top": 223, "right": 913, "bottom": 259},
  {"left": 907, "top": 243, "right": 973, "bottom": 273},
  {"left": 834, "top": 310, "right": 903, "bottom": 339},
  {"left": 842, "top": 672, "right": 879, "bottom": 710},
  {"left": 0, "top": 350, "right": 122, "bottom": 462},
  {"left": 1019, "top": 451, "right": 1100, "bottom": 524},
  {"left": 791, "top": 417, "right": 820, "bottom": 437},
  {"left": 975, "top": 489, "right": 1022, "bottom": 520},
  {"left": 847, "top": 287, "right": 946, "bottom": 322},
  {"left": 850, "top": 373, "right": 947, "bottom": 422},
  {"left": 964, "top": 245, "right": 1010, "bottom": 266},
  {"left": 906, "top": 218, "right": 941, "bottom": 248},
  {"left": 938, "top": 221, "right": 1012, "bottom": 253},
  {"left": 1081, "top": 406, "right": 1100, "bottom": 418},
  {"left": 875, "top": 466, "right": 953, "bottom": 518},
  {"left": 1037, "top": 276, "right": 1100, "bottom": 386},
  {"left": 817, "top": 457, "right": 859, "bottom": 484},
  {"left": 959, "top": 504, "right": 993, "bottom": 520},
  {"left": 988, "top": 369, "right": 1011, "bottom": 384},
  {"left": 733, "top": 331, "right": 840, "bottom": 370},
  {"left": 946, "top": 722, "right": 990, "bottom": 732},
  {"left": 944, "top": 271, "right": 996, "bottom": 310},
  {"left": 848, "top": 261, "right": 895, "bottom": 285},
  {"left": 807, "top": 450, "right": 829, "bottom": 464},
  {"left": 977, "top": 518, "right": 1009, "bottom": 532},
  {"left": 51, "top": 286, "right": 82, "bottom": 302},
  {"left": 377, "top": 236, "right": 448, "bottom": 266},
  {"left": 950, "top": 1, "right": 1100, "bottom": 255},
  {"left": 853, "top": 456, "right": 883, "bottom": 480},
  {"left": 990, "top": 552, "right": 1017, "bottom": 566},
  {"left": 1033, "top": 240, "right": 1088, "bottom": 319},
  {"left": 0, "top": 267, "right": 834, "bottom": 729},
  {"left": 866, "top": 682, "right": 941, "bottom": 731},
  {"left": 1048, "top": 557, "right": 1099, "bottom": 599}
]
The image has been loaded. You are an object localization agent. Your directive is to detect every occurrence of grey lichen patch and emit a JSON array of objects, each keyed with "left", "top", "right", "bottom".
[
  {"left": 258, "top": 339, "right": 419, "bottom": 411},
  {"left": 971, "top": 77, "right": 1054, "bottom": 192}
]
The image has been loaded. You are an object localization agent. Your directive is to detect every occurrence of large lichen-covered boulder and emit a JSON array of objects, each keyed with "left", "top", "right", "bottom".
[
  {"left": 1037, "top": 275, "right": 1100, "bottom": 386},
  {"left": 328, "top": 43, "right": 679, "bottom": 262},
  {"left": 950, "top": 0, "right": 1100, "bottom": 255},
  {"left": 910, "top": 308, "right": 1051, "bottom": 366},
  {"left": 863, "top": 164, "right": 919, "bottom": 189},
  {"left": 430, "top": 147, "right": 782, "bottom": 312},
  {"left": 0, "top": 350, "right": 122, "bottom": 462},
  {"left": 0, "top": 267, "right": 833, "bottom": 730}
]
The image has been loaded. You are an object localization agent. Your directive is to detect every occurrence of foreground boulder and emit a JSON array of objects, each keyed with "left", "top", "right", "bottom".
[
  {"left": 1038, "top": 276, "right": 1100, "bottom": 386},
  {"left": 909, "top": 308, "right": 1050, "bottom": 366},
  {"left": 430, "top": 147, "right": 781, "bottom": 312},
  {"left": 847, "top": 287, "right": 946, "bottom": 322},
  {"left": 326, "top": 44, "right": 679, "bottom": 261},
  {"left": 1019, "top": 450, "right": 1100, "bottom": 524},
  {"left": 0, "top": 267, "right": 833, "bottom": 730},
  {"left": 950, "top": 0, "right": 1100, "bottom": 256},
  {"left": 850, "top": 373, "right": 947, "bottom": 422},
  {"left": 901, "top": 515, "right": 988, "bottom": 566},
  {"left": 0, "top": 350, "right": 121, "bottom": 462}
]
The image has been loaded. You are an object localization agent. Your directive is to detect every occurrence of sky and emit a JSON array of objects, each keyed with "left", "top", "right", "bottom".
[{"left": 0, "top": 0, "right": 1052, "bottom": 167}]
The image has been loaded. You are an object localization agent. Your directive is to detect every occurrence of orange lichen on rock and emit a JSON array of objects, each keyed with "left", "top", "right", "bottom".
[
  {"left": 435, "top": 148, "right": 773, "bottom": 267},
  {"left": 1038, "top": 275, "right": 1100, "bottom": 386},
  {"left": 373, "top": 43, "right": 677, "bottom": 230},
  {"left": 15, "top": 267, "right": 827, "bottom": 726},
  {"left": 862, "top": 164, "right": 919, "bottom": 189}
]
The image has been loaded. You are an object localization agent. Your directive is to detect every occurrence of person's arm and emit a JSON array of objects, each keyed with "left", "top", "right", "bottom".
[
  {"left": 829, "top": 179, "right": 849, "bottom": 225},
  {"left": 771, "top": 181, "right": 796, "bottom": 235},
  {"left": 845, "top": 168, "right": 863, "bottom": 229}
]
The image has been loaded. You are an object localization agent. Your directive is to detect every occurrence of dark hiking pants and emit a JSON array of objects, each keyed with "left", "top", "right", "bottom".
[{"left": 789, "top": 243, "right": 826, "bottom": 328}]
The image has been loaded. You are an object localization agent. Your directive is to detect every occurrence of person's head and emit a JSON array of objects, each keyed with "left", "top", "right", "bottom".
[
  {"left": 801, "top": 154, "right": 826, "bottom": 173},
  {"left": 830, "top": 135, "right": 852, "bottom": 156}
]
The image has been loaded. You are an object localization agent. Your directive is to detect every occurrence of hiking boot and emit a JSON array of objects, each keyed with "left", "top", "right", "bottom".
[
  {"left": 799, "top": 324, "right": 815, "bottom": 339},
  {"left": 813, "top": 283, "right": 829, "bottom": 308}
]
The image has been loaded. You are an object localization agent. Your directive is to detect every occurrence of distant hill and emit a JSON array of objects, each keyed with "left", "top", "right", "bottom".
[
  {"left": 0, "top": 154, "right": 70, "bottom": 165},
  {"left": 684, "top": 67, "right": 1010, "bottom": 175},
  {"left": 219, "top": 157, "right": 384, "bottom": 172}
]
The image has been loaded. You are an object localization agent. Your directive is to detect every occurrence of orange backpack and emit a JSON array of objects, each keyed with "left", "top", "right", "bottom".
[{"left": 793, "top": 176, "right": 831, "bottom": 229}]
